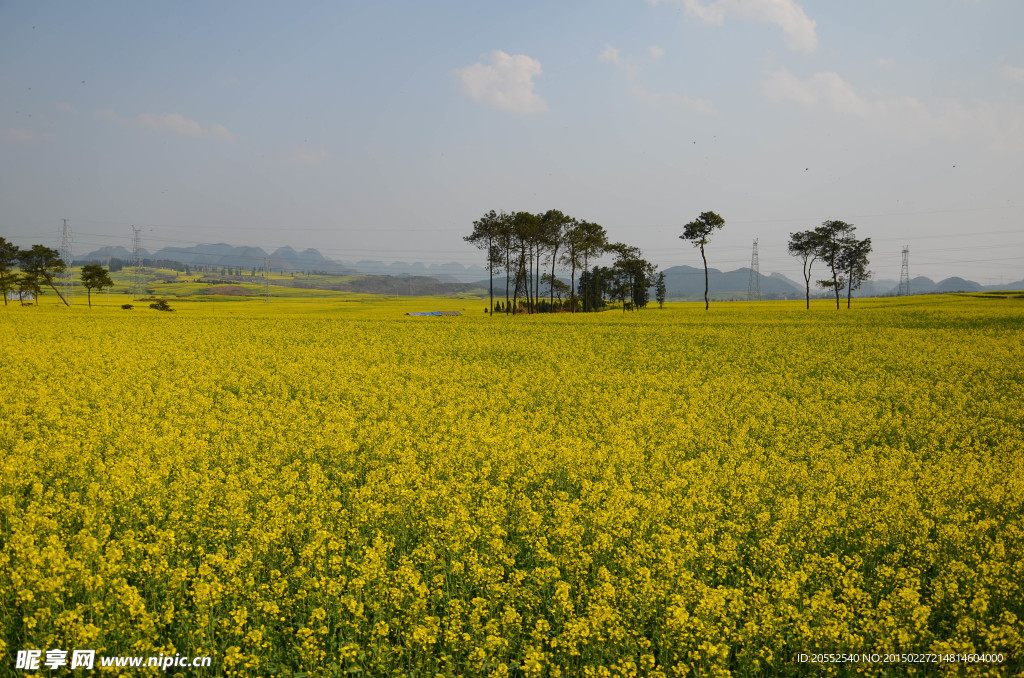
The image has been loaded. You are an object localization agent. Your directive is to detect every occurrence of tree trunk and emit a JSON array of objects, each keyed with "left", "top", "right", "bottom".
[
  {"left": 539, "top": 247, "right": 543, "bottom": 308},
  {"left": 512, "top": 264, "right": 519, "bottom": 315},
  {"left": 88, "top": 288, "right": 92, "bottom": 308},
  {"left": 515, "top": 254, "right": 528, "bottom": 315},
  {"left": 487, "top": 235, "right": 494, "bottom": 317},
  {"left": 524, "top": 246, "right": 532, "bottom": 313},
  {"left": 570, "top": 258, "right": 576, "bottom": 313},
  {"left": 47, "top": 281, "right": 70, "bottom": 307},
  {"left": 535, "top": 243, "right": 541, "bottom": 312},
  {"left": 527, "top": 250, "right": 532, "bottom": 313},
  {"left": 505, "top": 250, "right": 511, "bottom": 315},
  {"left": 803, "top": 260, "right": 812, "bottom": 310},
  {"left": 582, "top": 257, "right": 589, "bottom": 312},
  {"left": 549, "top": 245, "right": 558, "bottom": 311},
  {"left": 846, "top": 263, "right": 853, "bottom": 309},
  {"left": 700, "top": 243, "right": 709, "bottom": 310}
]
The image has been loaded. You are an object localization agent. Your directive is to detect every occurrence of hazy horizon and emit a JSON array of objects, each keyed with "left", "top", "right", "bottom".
[{"left": 2, "top": 1, "right": 1022, "bottom": 286}]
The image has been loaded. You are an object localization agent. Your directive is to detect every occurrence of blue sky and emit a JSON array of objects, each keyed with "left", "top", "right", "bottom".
[{"left": 2, "top": 0, "right": 1022, "bottom": 284}]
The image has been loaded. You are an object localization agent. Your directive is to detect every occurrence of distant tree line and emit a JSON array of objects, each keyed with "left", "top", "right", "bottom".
[
  {"left": 75, "top": 257, "right": 189, "bottom": 273},
  {"left": 74, "top": 258, "right": 273, "bottom": 278},
  {"left": 465, "top": 210, "right": 659, "bottom": 314}
]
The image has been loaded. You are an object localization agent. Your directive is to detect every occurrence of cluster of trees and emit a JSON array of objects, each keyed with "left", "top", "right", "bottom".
[
  {"left": 465, "top": 210, "right": 661, "bottom": 314},
  {"left": 467, "top": 210, "right": 874, "bottom": 312},
  {"left": 1, "top": 237, "right": 115, "bottom": 308},
  {"left": 1, "top": 238, "right": 69, "bottom": 306},
  {"left": 577, "top": 250, "right": 666, "bottom": 313},
  {"left": 787, "top": 221, "right": 872, "bottom": 309}
]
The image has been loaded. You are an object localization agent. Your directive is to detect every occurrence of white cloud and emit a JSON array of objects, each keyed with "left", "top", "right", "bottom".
[
  {"left": 455, "top": 51, "right": 548, "bottom": 115},
  {"left": 57, "top": 101, "right": 76, "bottom": 114},
  {"left": 98, "top": 109, "right": 236, "bottom": 142},
  {"left": 600, "top": 44, "right": 640, "bottom": 79},
  {"left": 655, "top": 0, "right": 818, "bottom": 52},
  {"left": 285, "top": 145, "right": 330, "bottom": 168},
  {"left": 1, "top": 128, "right": 37, "bottom": 145},
  {"left": 648, "top": 45, "right": 666, "bottom": 59},
  {"left": 1002, "top": 65, "right": 1024, "bottom": 85},
  {"left": 762, "top": 68, "right": 1024, "bottom": 149},
  {"left": 762, "top": 69, "right": 874, "bottom": 115},
  {"left": 876, "top": 57, "right": 895, "bottom": 69},
  {"left": 601, "top": 45, "right": 712, "bottom": 114},
  {"left": 600, "top": 45, "right": 621, "bottom": 65}
]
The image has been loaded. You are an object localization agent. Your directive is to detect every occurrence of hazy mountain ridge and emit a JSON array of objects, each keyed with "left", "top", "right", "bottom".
[
  {"left": 78, "top": 243, "right": 488, "bottom": 281},
  {"left": 661, "top": 267, "right": 1022, "bottom": 299},
  {"left": 78, "top": 243, "right": 1022, "bottom": 295},
  {"left": 345, "top": 260, "right": 487, "bottom": 282}
]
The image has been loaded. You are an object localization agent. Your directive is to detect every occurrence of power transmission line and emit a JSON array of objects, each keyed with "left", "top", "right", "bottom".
[
  {"left": 264, "top": 256, "right": 271, "bottom": 303},
  {"left": 131, "top": 225, "right": 143, "bottom": 300},
  {"left": 747, "top": 238, "right": 761, "bottom": 301},
  {"left": 59, "top": 219, "right": 74, "bottom": 304},
  {"left": 899, "top": 246, "right": 911, "bottom": 296}
]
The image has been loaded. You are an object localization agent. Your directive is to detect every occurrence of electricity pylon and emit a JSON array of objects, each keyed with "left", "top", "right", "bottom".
[
  {"left": 747, "top": 238, "right": 761, "bottom": 301},
  {"left": 898, "top": 246, "right": 910, "bottom": 296}
]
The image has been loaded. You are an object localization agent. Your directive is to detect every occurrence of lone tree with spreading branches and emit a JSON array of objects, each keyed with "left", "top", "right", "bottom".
[
  {"left": 787, "top": 229, "right": 824, "bottom": 309},
  {"left": 19, "top": 245, "right": 69, "bottom": 307},
  {"left": 814, "top": 220, "right": 855, "bottom": 310},
  {"left": 680, "top": 211, "right": 725, "bottom": 310},
  {"left": 839, "top": 236, "right": 872, "bottom": 308},
  {"left": 464, "top": 210, "right": 505, "bottom": 315},
  {"left": 80, "top": 264, "right": 114, "bottom": 308}
]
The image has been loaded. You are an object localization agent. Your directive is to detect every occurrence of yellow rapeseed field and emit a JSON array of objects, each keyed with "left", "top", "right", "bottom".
[{"left": 1, "top": 295, "right": 1022, "bottom": 676}]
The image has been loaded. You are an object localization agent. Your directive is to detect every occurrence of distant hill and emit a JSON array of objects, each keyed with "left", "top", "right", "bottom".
[
  {"left": 660, "top": 265, "right": 803, "bottom": 300},
  {"left": 80, "top": 242, "right": 355, "bottom": 274},
  {"left": 76, "top": 241, "right": 1021, "bottom": 296},
  {"left": 77, "top": 245, "right": 150, "bottom": 261},
  {"left": 907, "top": 276, "right": 983, "bottom": 293},
  {"left": 268, "top": 246, "right": 353, "bottom": 274},
  {"left": 78, "top": 243, "right": 487, "bottom": 280},
  {"left": 345, "top": 260, "right": 487, "bottom": 283},
  {"left": 795, "top": 275, "right": 993, "bottom": 298},
  {"left": 866, "top": 276, "right": 995, "bottom": 296}
]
